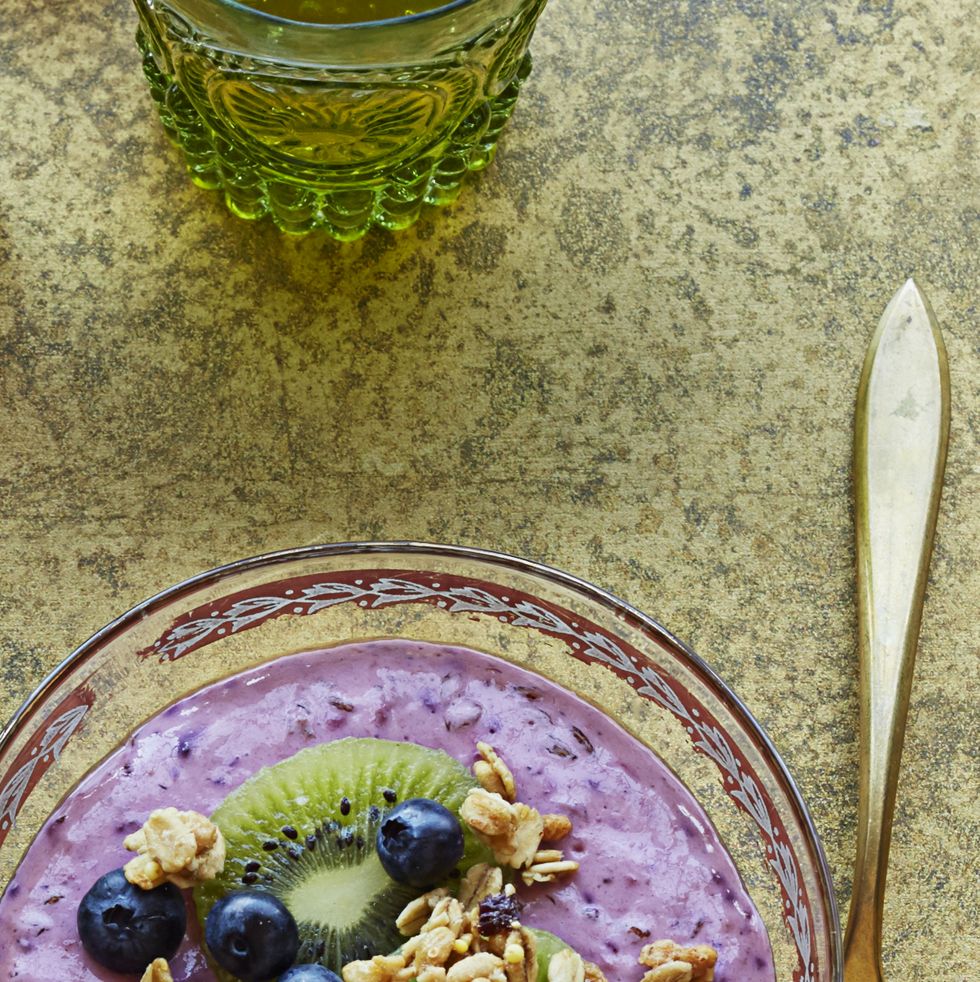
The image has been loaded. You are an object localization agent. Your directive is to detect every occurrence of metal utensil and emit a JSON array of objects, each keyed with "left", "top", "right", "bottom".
[{"left": 843, "top": 279, "right": 951, "bottom": 981}]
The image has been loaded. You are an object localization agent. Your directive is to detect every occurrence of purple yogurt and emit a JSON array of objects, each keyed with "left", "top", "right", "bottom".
[{"left": 0, "top": 640, "right": 774, "bottom": 980}]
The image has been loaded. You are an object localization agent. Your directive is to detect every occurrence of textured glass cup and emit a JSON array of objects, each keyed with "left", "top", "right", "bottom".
[{"left": 132, "top": 0, "right": 547, "bottom": 237}]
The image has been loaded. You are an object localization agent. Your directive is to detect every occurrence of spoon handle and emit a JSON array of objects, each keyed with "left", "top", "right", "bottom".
[{"left": 843, "top": 279, "right": 950, "bottom": 980}]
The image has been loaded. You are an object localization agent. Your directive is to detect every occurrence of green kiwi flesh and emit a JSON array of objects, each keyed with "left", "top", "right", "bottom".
[{"left": 194, "top": 737, "right": 490, "bottom": 977}]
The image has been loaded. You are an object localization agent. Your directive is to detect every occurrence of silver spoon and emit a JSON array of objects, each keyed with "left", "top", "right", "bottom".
[{"left": 843, "top": 278, "right": 950, "bottom": 981}]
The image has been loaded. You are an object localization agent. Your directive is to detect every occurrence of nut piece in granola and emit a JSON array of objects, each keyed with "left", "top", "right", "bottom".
[
  {"left": 457, "top": 862, "right": 505, "bottom": 910},
  {"left": 446, "top": 951, "right": 507, "bottom": 982},
  {"left": 123, "top": 807, "right": 226, "bottom": 890},
  {"left": 501, "top": 924, "right": 537, "bottom": 982},
  {"left": 396, "top": 887, "right": 450, "bottom": 936},
  {"left": 520, "top": 849, "right": 580, "bottom": 887},
  {"left": 140, "top": 958, "right": 174, "bottom": 982},
  {"left": 548, "top": 949, "right": 586, "bottom": 982},
  {"left": 541, "top": 813, "right": 573, "bottom": 841},
  {"left": 583, "top": 960, "right": 608, "bottom": 982},
  {"left": 638, "top": 940, "right": 718, "bottom": 982},
  {"left": 473, "top": 743, "right": 517, "bottom": 802},
  {"left": 342, "top": 953, "right": 412, "bottom": 982}
]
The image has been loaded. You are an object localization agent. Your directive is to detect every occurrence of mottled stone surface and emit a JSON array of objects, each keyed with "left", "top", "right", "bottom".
[{"left": 0, "top": 0, "right": 977, "bottom": 976}]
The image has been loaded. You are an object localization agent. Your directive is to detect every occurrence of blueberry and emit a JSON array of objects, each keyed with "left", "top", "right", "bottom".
[
  {"left": 76, "top": 868, "right": 185, "bottom": 973},
  {"left": 280, "top": 966, "right": 343, "bottom": 981},
  {"left": 376, "top": 797, "right": 464, "bottom": 887},
  {"left": 205, "top": 890, "right": 299, "bottom": 982}
]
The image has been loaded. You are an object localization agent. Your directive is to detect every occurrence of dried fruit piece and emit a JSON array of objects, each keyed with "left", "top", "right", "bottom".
[{"left": 478, "top": 890, "right": 523, "bottom": 935}]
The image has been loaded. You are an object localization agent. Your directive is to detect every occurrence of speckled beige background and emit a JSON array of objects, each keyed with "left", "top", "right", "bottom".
[{"left": 0, "top": 0, "right": 977, "bottom": 976}]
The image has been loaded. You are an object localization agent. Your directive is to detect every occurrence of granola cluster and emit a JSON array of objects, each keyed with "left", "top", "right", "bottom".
[
  {"left": 123, "top": 807, "right": 226, "bottom": 890},
  {"left": 549, "top": 948, "right": 607, "bottom": 982},
  {"left": 461, "top": 744, "right": 579, "bottom": 886},
  {"left": 342, "top": 864, "right": 606, "bottom": 982},
  {"left": 637, "top": 940, "right": 718, "bottom": 982},
  {"left": 139, "top": 958, "right": 174, "bottom": 982}
]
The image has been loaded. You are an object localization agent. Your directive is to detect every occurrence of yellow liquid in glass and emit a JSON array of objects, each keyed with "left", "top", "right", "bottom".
[{"left": 239, "top": 0, "right": 451, "bottom": 23}]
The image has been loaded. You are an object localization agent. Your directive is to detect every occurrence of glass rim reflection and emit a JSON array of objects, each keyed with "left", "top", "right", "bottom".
[{"left": 208, "top": 0, "right": 481, "bottom": 31}]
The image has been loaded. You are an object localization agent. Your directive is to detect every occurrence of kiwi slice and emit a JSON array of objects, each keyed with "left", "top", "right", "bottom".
[{"left": 194, "top": 738, "right": 490, "bottom": 977}]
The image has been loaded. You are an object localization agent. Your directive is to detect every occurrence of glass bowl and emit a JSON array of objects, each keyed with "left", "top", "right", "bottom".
[{"left": 0, "top": 542, "right": 841, "bottom": 981}]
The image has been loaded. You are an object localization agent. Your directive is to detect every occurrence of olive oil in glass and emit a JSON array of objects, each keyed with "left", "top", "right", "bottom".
[{"left": 240, "top": 0, "right": 450, "bottom": 23}]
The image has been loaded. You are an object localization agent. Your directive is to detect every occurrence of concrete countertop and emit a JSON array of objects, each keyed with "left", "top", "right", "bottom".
[{"left": 0, "top": 0, "right": 976, "bottom": 975}]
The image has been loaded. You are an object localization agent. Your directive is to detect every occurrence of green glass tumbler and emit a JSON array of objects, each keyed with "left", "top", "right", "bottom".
[{"left": 132, "top": 0, "right": 548, "bottom": 237}]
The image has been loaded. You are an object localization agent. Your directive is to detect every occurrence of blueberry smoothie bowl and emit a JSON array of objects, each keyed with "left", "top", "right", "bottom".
[{"left": 0, "top": 544, "right": 842, "bottom": 982}]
